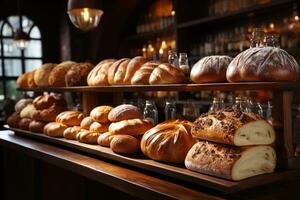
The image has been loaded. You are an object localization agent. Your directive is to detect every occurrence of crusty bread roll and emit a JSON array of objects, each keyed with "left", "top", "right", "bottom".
[
  {"left": 27, "top": 70, "right": 37, "bottom": 88},
  {"left": 7, "top": 112, "right": 21, "bottom": 128},
  {"left": 76, "top": 130, "right": 101, "bottom": 144},
  {"left": 108, "top": 104, "right": 141, "bottom": 122},
  {"left": 109, "top": 118, "right": 153, "bottom": 136},
  {"left": 29, "top": 120, "right": 46, "bottom": 133},
  {"left": 110, "top": 135, "right": 139, "bottom": 154},
  {"left": 89, "top": 122, "right": 109, "bottom": 133},
  {"left": 226, "top": 47, "right": 300, "bottom": 82},
  {"left": 185, "top": 141, "right": 276, "bottom": 180},
  {"left": 90, "top": 105, "right": 113, "bottom": 123},
  {"left": 48, "top": 61, "right": 76, "bottom": 86},
  {"left": 149, "top": 63, "right": 186, "bottom": 84},
  {"left": 63, "top": 126, "right": 82, "bottom": 140},
  {"left": 97, "top": 132, "right": 115, "bottom": 147},
  {"left": 131, "top": 61, "right": 159, "bottom": 85},
  {"left": 141, "top": 120, "right": 196, "bottom": 163},
  {"left": 123, "top": 56, "right": 147, "bottom": 84},
  {"left": 65, "top": 62, "right": 94, "bottom": 87},
  {"left": 43, "top": 122, "right": 68, "bottom": 137},
  {"left": 80, "top": 116, "right": 94, "bottom": 130},
  {"left": 87, "top": 59, "right": 116, "bottom": 86},
  {"left": 56, "top": 111, "right": 85, "bottom": 126},
  {"left": 32, "top": 104, "right": 66, "bottom": 122},
  {"left": 16, "top": 72, "right": 31, "bottom": 88},
  {"left": 20, "top": 104, "right": 36, "bottom": 119},
  {"left": 18, "top": 118, "right": 32, "bottom": 130},
  {"left": 34, "top": 63, "right": 56, "bottom": 87},
  {"left": 15, "top": 98, "right": 33, "bottom": 113},
  {"left": 107, "top": 58, "right": 129, "bottom": 85},
  {"left": 192, "top": 108, "right": 276, "bottom": 146},
  {"left": 191, "top": 56, "right": 232, "bottom": 83},
  {"left": 33, "top": 94, "right": 66, "bottom": 110}
]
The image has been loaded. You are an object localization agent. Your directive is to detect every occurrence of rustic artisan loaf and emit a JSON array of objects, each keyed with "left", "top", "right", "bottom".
[
  {"left": 56, "top": 111, "right": 85, "bottom": 126},
  {"left": 33, "top": 94, "right": 66, "bottom": 110},
  {"left": 34, "top": 63, "right": 56, "bottom": 87},
  {"left": 123, "top": 56, "right": 147, "bottom": 84},
  {"left": 18, "top": 118, "right": 32, "bottom": 130},
  {"left": 48, "top": 61, "right": 76, "bottom": 86},
  {"left": 87, "top": 59, "right": 116, "bottom": 86},
  {"left": 89, "top": 122, "right": 110, "bottom": 133},
  {"left": 32, "top": 104, "right": 66, "bottom": 122},
  {"left": 108, "top": 104, "right": 141, "bottom": 122},
  {"left": 77, "top": 130, "right": 101, "bottom": 144},
  {"left": 15, "top": 98, "right": 33, "bottom": 113},
  {"left": 80, "top": 116, "right": 94, "bottom": 130},
  {"left": 16, "top": 72, "right": 31, "bottom": 88},
  {"left": 185, "top": 141, "right": 276, "bottom": 180},
  {"left": 20, "top": 104, "right": 36, "bottom": 119},
  {"left": 192, "top": 109, "right": 276, "bottom": 146},
  {"left": 191, "top": 56, "right": 232, "bottom": 83},
  {"left": 141, "top": 120, "right": 196, "bottom": 163},
  {"left": 27, "top": 70, "right": 37, "bottom": 88},
  {"left": 226, "top": 47, "right": 300, "bottom": 82},
  {"left": 109, "top": 119, "right": 153, "bottom": 136},
  {"left": 97, "top": 132, "right": 115, "bottom": 147},
  {"left": 108, "top": 58, "right": 131, "bottom": 85},
  {"left": 63, "top": 126, "right": 82, "bottom": 140},
  {"left": 90, "top": 106, "right": 113, "bottom": 123},
  {"left": 29, "top": 120, "right": 46, "bottom": 133},
  {"left": 149, "top": 63, "right": 186, "bottom": 84},
  {"left": 7, "top": 112, "right": 21, "bottom": 128},
  {"left": 43, "top": 122, "right": 68, "bottom": 137},
  {"left": 110, "top": 135, "right": 139, "bottom": 154},
  {"left": 65, "top": 62, "right": 94, "bottom": 86},
  {"left": 131, "top": 61, "right": 160, "bottom": 85}
]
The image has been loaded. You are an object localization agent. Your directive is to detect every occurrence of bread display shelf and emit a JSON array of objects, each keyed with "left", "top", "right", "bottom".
[
  {"left": 5, "top": 125, "right": 300, "bottom": 194},
  {"left": 17, "top": 82, "right": 300, "bottom": 92}
]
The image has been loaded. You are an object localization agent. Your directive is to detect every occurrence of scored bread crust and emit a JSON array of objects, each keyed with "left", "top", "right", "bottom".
[
  {"left": 90, "top": 105, "right": 113, "bottom": 123},
  {"left": 123, "top": 56, "right": 147, "bottom": 84},
  {"left": 63, "top": 126, "right": 82, "bottom": 140},
  {"left": 77, "top": 130, "right": 101, "bottom": 144},
  {"left": 149, "top": 63, "right": 186, "bottom": 84},
  {"left": 89, "top": 121, "right": 110, "bottom": 133},
  {"left": 56, "top": 111, "right": 85, "bottom": 126},
  {"left": 87, "top": 59, "right": 116, "bottom": 86},
  {"left": 109, "top": 118, "right": 153, "bottom": 136},
  {"left": 108, "top": 104, "right": 141, "bottom": 122},
  {"left": 65, "top": 62, "right": 94, "bottom": 86},
  {"left": 80, "top": 116, "right": 94, "bottom": 130},
  {"left": 131, "top": 61, "right": 160, "bottom": 85},
  {"left": 48, "top": 61, "right": 76, "bottom": 86}
]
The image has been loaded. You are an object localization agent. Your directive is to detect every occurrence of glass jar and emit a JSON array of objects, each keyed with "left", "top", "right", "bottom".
[
  {"left": 234, "top": 97, "right": 251, "bottom": 112},
  {"left": 168, "top": 49, "right": 179, "bottom": 66},
  {"left": 182, "top": 100, "right": 199, "bottom": 121},
  {"left": 165, "top": 100, "right": 176, "bottom": 121},
  {"left": 248, "top": 98, "right": 264, "bottom": 116},
  {"left": 264, "top": 33, "right": 280, "bottom": 47},
  {"left": 179, "top": 52, "right": 190, "bottom": 75},
  {"left": 209, "top": 97, "right": 225, "bottom": 112},
  {"left": 250, "top": 28, "right": 265, "bottom": 48},
  {"left": 143, "top": 100, "right": 158, "bottom": 125}
]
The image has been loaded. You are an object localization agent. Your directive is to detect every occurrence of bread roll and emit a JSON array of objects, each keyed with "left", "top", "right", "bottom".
[
  {"left": 29, "top": 120, "right": 46, "bottom": 133},
  {"left": 33, "top": 94, "right": 66, "bottom": 110},
  {"left": 18, "top": 118, "right": 32, "bottom": 130},
  {"left": 226, "top": 47, "right": 300, "bottom": 82},
  {"left": 43, "top": 122, "right": 68, "bottom": 137},
  {"left": 185, "top": 141, "right": 276, "bottom": 180},
  {"left": 34, "top": 63, "right": 56, "bottom": 87},
  {"left": 63, "top": 126, "right": 82, "bottom": 140},
  {"left": 141, "top": 120, "right": 196, "bottom": 163},
  {"left": 131, "top": 61, "right": 159, "bottom": 85},
  {"left": 108, "top": 58, "right": 130, "bottom": 85},
  {"left": 32, "top": 104, "right": 66, "bottom": 122},
  {"left": 110, "top": 135, "right": 139, "bottom": 154},
  {"left": 56, "top": 111, "right": 85, "bottom": 126},
  {"left": 109, "top": 119, "right": 153, "bottom": 136},
  {"left": 27, "top": 70, "right": 37, "bottom": 88},
  {"left": 7, "top": 112, "right": 21, "bottom": 128},
  {"left": 90, "top": 105, "right": 113, "bottom": 123},
  {"left": 77, "top": 130, "right": 101, "bottom": 144},
  {"left": 89, "top": 122, "right": 109, "bottom": 133},
  {"left": 20, "top": 104, "right": 36, "bottom": 119},
  {"left": 123, "top": 56, "right": 147, "bottom": 84},
  {"left": 15, "top": 98, "right": 33, "bottom": 112},
  {"left": 87, "top": 59, "right": 116, "bottom": 86},
  {"left": 48, "top": 61, "right": 76, "bottom": 86},
  {"left": 97, "top": 132, "right": 115, "bottom": 147},
  {"left": 149, "top": 63, "right": 186, "bottom": 84},
  {"left": 108, "top": 104, "right": 141, "bottom": 122},
  {"left": 80, "top": 116, "right": 94, "bottom": 129},
  {"left": 192, "top": 109, "right": 276, "bottom": 146},
  {"left": 16, "top": 72, "right": 30, "bottom": 88},
  {"left": 191, "top": 56, "right": 232, "bottom": 83},
  {"left": 65, "top": 62, "right": 94, "bottom": 86}
]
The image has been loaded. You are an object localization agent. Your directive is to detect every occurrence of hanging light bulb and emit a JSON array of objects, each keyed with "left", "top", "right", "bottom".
[
  {"left": 67, "top": 0, "right": 104, "bottom": 31},
  {"left": 14, "top": 29, "right": 29, "bottom": 50}
]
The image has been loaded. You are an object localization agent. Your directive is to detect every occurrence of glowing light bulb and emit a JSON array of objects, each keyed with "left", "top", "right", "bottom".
[
  {"left": 161, "top": 40, "right": 167, "bottom": 49},
  {"left": 295, "top": 15, "right": 299, "bottom": 21},
  {"left": 159, "top": 48, "right": 163, "bottom": 55},
  {"left": 171, "top": 10, "right": 175, "bottom": 16},
  {"left": 82, "top": 8, "right": 90, "bottom": 22},
  {"left": 269, "top": 23, "right": 275, "bottom": 29}
]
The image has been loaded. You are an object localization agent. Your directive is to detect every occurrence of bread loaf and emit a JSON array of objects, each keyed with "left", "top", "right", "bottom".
[
  {"left": 16, "top": 72, "right": 30, "bottom": 88},
  {"left": 80, "top": 116, "right": 94, "bottom": 130},
  {"left": 87, "top": 59, "right": 116, "bottom": 86},
  {"left": 191, "top": 56, "right": 232, "bottom": 83},
  {"left": 110, "top": 58, "right": 131, "bottom": 85},
  {"left": 109, "top": 119, "right": 153, "bottom": 136},
  {"left": 123, "top": 56, "right": 147, "bottom": 84},
  {"left": 90, "top": 106, "right": 113, "bottom": 123},
  {"left": 77, "top": 130, "right": 101, "bottom": 144},
  {"left": 131, "top": 61, "right": 159, "bottom": 85},
  {"left": 18, "top": 118, "right": 32, "bottom": 130},
  {"left": 32, "top": 104, "right": 66, "bottom": 122},
  {"left": 149, "top": 63, "right": 186, "bottom": 84},
  {"left": 7, "top": 112, "right": 21, "bottom": 128},
  {"left": 185, "top": 141, "right": 276, "bottom": 180},
  {"left": 65, "top": 62, "right": 94, "bottom": 86},
  {"left": 141, "top": 120, "right": 196, "bottom": 163},
  {"left": 108, "top": 104, "right": 141, "bottom": 122},
  {"left": 63, "top": 126, "right": 82, "bottom": 140},
  {"left": 48, "top": 61, "right": 76, "bottom": 86},
  {"left": 56, "top": 111, "right": 85, "bottom": 126},
  {"left": 20, "top": 104, "right": 36, "bottom": 119},
  {"left": 29, "top": 120, "right": 46, "bottom": 133},
  {"left": 226, "top": 47, "right": 300, "bottom": 82},
  {"left": 33, "top": 94, "right": 66, "bottom": 110},
  {"left": 27, "top": 70, "right": 37, "bottom": 88},
  {"left": 110, "top": 135, "right": 139, "bottom": 154},
  {"left": 34, "top": 63, "right": 56, "bottom": 87},
  {"left": 15, "top": 98, "right": 33, "bottom": 113},
  {"left": 43, "top": 122, "right": 68, "bottom": 137},
  {"left": 191, "top": 109, "right": 276, "bottom": 146},
  {"left": 97, "top": 132, "right": 115, "bottom": 147},
  {"left": 89, "top": 122, "right": 109, "bottom": 133}
]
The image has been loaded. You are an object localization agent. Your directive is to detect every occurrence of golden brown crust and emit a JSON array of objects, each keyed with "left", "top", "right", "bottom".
[
  {"left": 43, "top": 122, "right": 68, "bottom": 137},
  {"left": 7, "top": 112, "right": 21, "bottom": 128},
  {"left": 110, "top": 135, "right": 139, "bottom": 154},
  {"left": 107, "top": 58, "right": 129, "bottom": 85},
  {"left": 20, "top": 104, "right": 36, "bottom": 119},
  {"left": 32, "top": 104, "right": 66, "bottom": 122},
  {"left": 87, "top": 59, "right": 116, "bottom": 86},
  {"left": 123, "top": 56, "right": 147, "bottom": 84},
  {"left": 27, "top": 70, "right": 37, "bottom": 88},
  {"left": 63, "top": 126, "right": 82, "bottom": 140},
  {"left": 113, "top": 59, "right": 131, "bottom": 85},
  {"left": 34, "top": 63, "right": 56, "bottom": 87},
  {"left": 80, "top": 116, "right": 94, "bottom": 130},
  {"left": 56, "top": 111, "right": 85, "bottom": 126},
  {"left": 29, "top": 120, "right": 47, "bottom": 133},
  {"left": 97, "top": 132, "right": 115, "bottom": 147},
  {"left": 33, "top": 94, "right": 66, "bottom": 110},
  {"left": 131, "top": 61, "right": 159, "bottom": 85},
  {"left": 18, "top": 118, "right": 32, "bottom": 130},
  {"left": 109, "top": 118, "right": 153, "bottom": 136},
  {"left": 48, "top": 61, "right": 76, "bottom": 86},
  {"left": 89, "top": 122, "right": 110, "bottom": 133},
  {"left": 90, "top": 106, "right": 113, "bottom": 123},
  {"left": 77, "top": 130, "right": 101, "bottom": 144},
  {"left": 149, "top": 63, "right": 186, "bottom": 84},
  {"left": 65, "top": 62, "right": 94, "bottom": 86},
  {"left": 16, "top": 72, "right": 30, "bottom": 88},
  {"left": 108, "top": 104, "right": 141, "bottom": 122}
]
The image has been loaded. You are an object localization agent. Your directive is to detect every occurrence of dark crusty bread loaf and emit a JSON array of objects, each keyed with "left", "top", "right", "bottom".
[
  {"left": 7, "top": 112, "right": 21, "bottom": 128},
  {"left": 65, "top": 62, "right": 94, "bottom": 86},
  {"left": 29, "top": 120, "right": 46, "bottom": 133},
  {"left": 48, "top": 61, "right": 76, "bottom": 86},
  {"left": 185, "top": 141, "right": 276, "bottom": 180},
  {"left": 33, "top": 94, "right": 66, "bottom": 110}
]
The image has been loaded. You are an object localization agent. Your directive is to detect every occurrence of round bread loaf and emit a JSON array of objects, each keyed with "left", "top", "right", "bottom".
[
  {"left": 149, "top": 63, "right": 186, "bottom": 84},
  {"left": 191, "top": 56, "right": 232, "bottom": 83},
  {"left": 32, "top": 104, "right": 66, "bottom": 122},
  {"left": 15, "top": 98, "right": 33, "bottom": 113},
  {"left": 16, "top": 72, "right": 31, "bottom": 88},
  {"left": 226, "top": 47, "right": 300, "bottom": 82},
  {"left": 63, "top": 126, "right": 82, "bottom": 140},
  {"left": 33, "top": 94, "right": 66, "bottom": 110},
  {"left": 109, "top": 118, "right": 153, "bottom": 136},
  {"left": 80, "top": 116, "right": 94, "bottom": 130},
  {"left": 56, "top": 111, "right": 85, "bottom": 126},
  {"left": 29, "top": 120, "right": 46, "bottom": 133},
  {"left": 34, "top": 63, "right": 56, "bottom": 87},
  {"left": 97, "top": 132, "right": 115, "bottom": 147},
  {"left": 90, "top": 105, "right": 113, "bottom": 123},
  {"left": 87, "top": 59, "right": 116, "bottom": 86},
  {"left": 108, "top": 58, "right": 130, "bottom": 85},
  {"left": 20, "top": 104, "right": 36, "bottom": 119},
  {"left": 65, "top": 62, "right": 94, "bottom": 86},
  {"left": 89, "top": 122, "right": 109, "bottom": 133},
  {"left": 141, "top": 120, "right": 196, "bottom": 163},
  {"left": 123, "top": 56, "right": 147, "bottom": 84},
  {"left": 110, "top": 135, "right": 139, "bottom": 154},
  {"left": 7, "top": 112, "right": 21, "bottom": 128},
  {"left": 48, "top": 61, "right": 76, "bottom": 86},
  {"left": 77, "top": 130, "right": 101, "bottom": 144},
  {"left": 108, "top": 104, "right": 141, "bottom": 122},
  {"left": 18, "top": 118, "right": 32, "bottom": 130},
  {"left": 131, "top": 61, "right": 160, "bottom": 85},
  {"left": 27, "top": 70, "right": 37, "bottom": 88},
  {"left": 43, "top": 122, "right": 68, "bottom": 137}
]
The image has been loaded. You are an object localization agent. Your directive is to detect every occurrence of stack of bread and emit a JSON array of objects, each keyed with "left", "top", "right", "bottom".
[{"left": 185, "top": 108, "right": 277, "bottom": 181}]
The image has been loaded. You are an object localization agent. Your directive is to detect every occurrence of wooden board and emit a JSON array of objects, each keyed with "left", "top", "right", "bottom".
[
  {"left": 17, "top": 82, "right": 300, "bottom": 93},
  {"left": 5, "top": 126, "right": 300, "bottom": 194}
]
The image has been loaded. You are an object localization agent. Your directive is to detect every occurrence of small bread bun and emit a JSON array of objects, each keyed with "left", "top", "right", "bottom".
[
  {"left": 18, "top": 118, "right": 32, "bottom": 130},
  {"left": 89, "top": 122, "right": 109, "bottom": 133},
  {"left": 43, "top": 122, "right": 68, "bottom": 137},
  {"left": 7, "top": 112, "right": 21, "bottom": 128},
  {"left": 90, "top": 106, "right": 113, "bottom": 123},
  {"left": 20, "top": 104, "right": 36, "bottom": 119},
  {"left": 110, "top": 135, "right": 139, "bottom": 154},
  {"left": 15, "top": 99, "right": 33, "bottom": 113},
  {"left": 56, "top": 111, "right": 85, "bottom": 126},
  {"left": 29, "top": 120, "right": 46, "bottom": 133},
  {"left": 97, "top": 132, "right": 115, "bottom": 147},
  {"left": 77, "top": 130, "right": 101, "bottom": 144},
  {"left": 108, "top": 104, "right": 141, "bottom": 122},
  {"left": 63, "top": 126, "right": 82, "bottom": 140},
  {"left": 80, "top": 116, "right": 94, "bottom": 130}
]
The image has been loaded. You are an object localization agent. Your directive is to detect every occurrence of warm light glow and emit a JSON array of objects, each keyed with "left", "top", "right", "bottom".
[
  {"left": 161, "top": 40, "right": 167, "bottom": 49},
  {"left": 68, "top": 8, "right": 104, "bottom": 31},
  {"left": 295, "top": 15, "right": 299, "bottom": 21},
  {"left": 159, "top": 48, "right": 163, "bottom": 55},
  {"left": 171, "top": 10, "right": 175, "bottom": 16},
  {"left": 15, "top": 39, "right": 29, "bottom": 50},
  {"left": 142, "top": 47, "right": 146, "bottom": 52},
  {"left": 81, "top": 8, "right": 90, "bottom": 22},
  {"left": 269, "top": 23, "right": 275, "bottom": 29}
]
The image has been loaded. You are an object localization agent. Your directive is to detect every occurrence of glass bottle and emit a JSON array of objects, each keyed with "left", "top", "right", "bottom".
[
  {"left": 179, "top": 53, "right": 190, "bottom": 75},
  {"left": 143, "top": 100, "right": 158, "bottom": 125},
  {"left": 234, "top": 97, "right": 250, "bottom": 112},
  {"left": 209, "top": 97, "right": 225, "bottom": 112},
  {"left": 168, "top": 50, "right": 179, "bottom": 66},
  {"left": 248, "top": 98, "right": 264, "bottom": 116},
  {"left": 250, "top": 28, "right": 265, "bottom": 48},
  {"left": 182, "top": 100, "right": 199, "bottom": 121},
  {"left": 165, "top": 100, "right": 176, "bottom": 121},
  {"left": 266, "top": 101, "right": 273, "bottom": 122},
  {"left": 265, "top": 33, "right": 280, "bottom": 47}
]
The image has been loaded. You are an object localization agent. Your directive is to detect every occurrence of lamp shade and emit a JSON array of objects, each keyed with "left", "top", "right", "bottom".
[{"left": 14, "top": 29, "right": 30, "bottom": 50}]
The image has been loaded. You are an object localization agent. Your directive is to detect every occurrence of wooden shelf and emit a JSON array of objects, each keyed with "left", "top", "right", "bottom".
[{"left": 125, "top": 26, "right": 175, "bottom": 41}]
